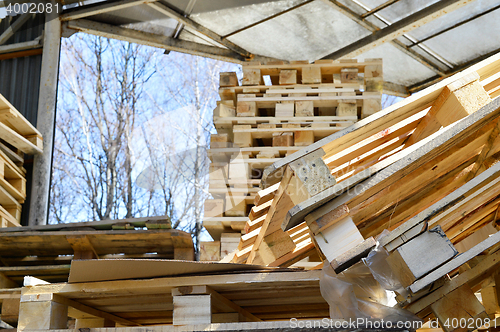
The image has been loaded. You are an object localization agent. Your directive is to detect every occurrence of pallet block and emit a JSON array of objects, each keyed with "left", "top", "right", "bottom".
[
  {"left": 204, "top": 199, "right": 224, "bottom": 218},
  {"left": 200, "top": 241, "right": 221, "bottom": 261},
  {"left": 385, "top": 226, "right": 458, "bottom": 288},
  {"left": 275, "top": 102, "right": 294, "bottom": 117},
  {"left": 340, "top": 68, "right": 358, "bottom": 83},
  {"left": 213, "top": 103, "right": 236, "bottom": 118},
  {"left": 220, "top": 72, "right": 238, "bottom": 87},
  {"left": 242, "top": 68, "right": 261, "bottom": 86},
  {"left": 279, "top": 70, "right": 297, "bottom": 85},
  {"left": 18, "top": 300, "right": 68, "bottom": 330},
  {"left": 237, "top": 101, "right": 257, "bottom": 117},
  {"left": 272, "top": 132, "right": 294, "bottom": 147},
  {"left": 295, "top": 100, "right": 314, "bottom": 116},
  {"left": 336, "top": 102, "right": 357, "bottom": 117},
  {"left": 294, "top": 131, "right": 314, "bottom": 147},
  {"left": 173, "top": 295, "right": 211, "bottom": 325},
  {"left": 302, "top": 66, "right": 321, "bottom": 84}
]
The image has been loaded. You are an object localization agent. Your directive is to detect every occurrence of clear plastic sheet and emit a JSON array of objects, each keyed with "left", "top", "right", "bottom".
[
  {"left": 319, "top": 231, "right": 422, "bottom": 325},
  {"left": 364, "top": 230, "right": 404, "bottom": 292}
]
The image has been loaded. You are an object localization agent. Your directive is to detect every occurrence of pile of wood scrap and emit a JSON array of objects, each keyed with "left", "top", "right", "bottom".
[
  {"left": 0, "top": 94, "right": 43, "bottom": 227},
  {"left": 225, "top": 51, "right": 500, "bottom": 328},
  {"left": 202, "top": 59, "right": 383, "bottom": 261}
]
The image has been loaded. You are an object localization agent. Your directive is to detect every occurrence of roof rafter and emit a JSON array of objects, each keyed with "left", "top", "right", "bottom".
[
  {"left": 321, "top": 0, "right": 447, "bottom": 76},
  {"left": 65, "top": 19, "right": 246, "bottom": 63},
  {"left": 60, "top": 0, "right": 157, "bottom": 21},
  {"left": 148, "top": 1, "right": 253, "bottom": 59},
  {"left": 321, "top": 0, "right": 478, "bottom": 61}
]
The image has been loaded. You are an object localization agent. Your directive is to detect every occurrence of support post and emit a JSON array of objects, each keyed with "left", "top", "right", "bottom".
[{"left": 29, "top": 3, "right": 61, "bottom": 226}]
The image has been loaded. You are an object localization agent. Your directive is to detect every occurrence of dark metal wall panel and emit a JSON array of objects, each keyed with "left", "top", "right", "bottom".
[
  {"left": 0, "top": 14, "right": 44, "bottom": 125},
  {"left": 0, "top": 14, "right": 45, "bottom": 226}
]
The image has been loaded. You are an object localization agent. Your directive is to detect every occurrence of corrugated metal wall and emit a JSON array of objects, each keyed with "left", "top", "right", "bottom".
[
  {"left": 0, "top": 14, "right": 45, "bottom": 226},
  {"left": 0, "top": 14, "right": 44, "bottom": 125}
]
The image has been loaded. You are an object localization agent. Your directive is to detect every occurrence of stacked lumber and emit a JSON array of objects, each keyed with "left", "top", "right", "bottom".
[
  {"left": 0, "top": 94, "right": 43, "bottom": 228},
  {"left": 0, "top": 216, "right": 193, "bottom": 286},
  {"left": 16, "top": 266, "right": 325, "bottom": 329},
  {"left": 226, "top": 51, "right": 500, "bottom": 330},
  {"left": 202, "top": 59, "right": 383, "bottom": 259}
]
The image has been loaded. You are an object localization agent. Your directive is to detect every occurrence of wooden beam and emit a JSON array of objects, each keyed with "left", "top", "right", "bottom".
[
  {"left": 406, "top": 247, "right": 500, "bottom": 315},
  {"left": 0, "top": 14, "right": 32, "bottom": 46},
  {"left": 410, "top": 230, "right": 500, "bottom": 294},
  {"left": 66, "top": 235, "right": 99, "bottom": 259},
  {"left": 60, "top": 0, "right": 157, "bottom": 21},
  {"left": 287, "top": 97, "right": 500, "bottom": 233},
  {"left": 147, "top": 2, "right": 252, "bottom": 59},
  {"left": 321, "top": 0, "right": 477, "bottom": 60}
]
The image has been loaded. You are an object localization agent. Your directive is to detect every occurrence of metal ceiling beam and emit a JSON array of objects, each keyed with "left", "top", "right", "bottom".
[
  {"left": 410, "top": 3, "right": 500, "bottom": 47},
  {"left": 222, "top": 0, "right": 314, "bottom": 39},
  {"left": 360, "top": 0, "right": 401, "bottom": 18},
  {"left": 60, "top": 0, "right": 158, "bottom": 21},
  {"left": 148, "top": 1, "right": 253, "bottom": 59},
  {"left": 322, "top": 0, "right": 478, "bottom": 60},
  {"left": 383, "top": 81, "right": 409, "bottom": 97},
  {"left": 408, "top": 46, "right": 500, "bottom": 94},
  {"left": 64, "top": 19, "right": 276, "bottom": 64},
  {"left": 0, "top": 14, "right": 32, "bottom": 46},
  {"left": 321, "top": 0, "right": 447, "bottom": 76}
]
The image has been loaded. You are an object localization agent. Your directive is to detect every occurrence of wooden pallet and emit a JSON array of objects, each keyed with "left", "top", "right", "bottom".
[
  {"left": 17, "top": 268, "right": 325, "bottom": 328},
  {"left": 205, "top": 60, "right": 383, "bottom": 241},
  {"left": 0, "top": 94, "right": 42, "bottom": 155},
  {"left": 0, "top": 218, "right": 193, "bottom": 285}
]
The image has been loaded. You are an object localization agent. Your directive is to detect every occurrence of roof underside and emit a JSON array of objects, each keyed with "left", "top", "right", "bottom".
[{"left": 56, "top": 0, "right": 500, "bottom": 96}]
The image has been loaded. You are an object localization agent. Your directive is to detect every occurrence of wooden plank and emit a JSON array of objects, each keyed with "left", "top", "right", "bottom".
[
  {"left": 430, "top": 284, "right": 488, "bottom": 332},
  {"left": 330, "top": 237, "right": 376, "bottom": 273},
  {"left": 406, "top": 248, "right": 500, "bottom": 315},
  {"left": 260, "top": 64, "right": 493, "bottom": 189},
  {"left": 0, "top": 121, "right": 42, "bottom": 155},
  {"left": 381, "top": 160, "right": 500, "bottom": 251},
  {"left": 286, "top": 97, "right": 500, "bottom": 231}
]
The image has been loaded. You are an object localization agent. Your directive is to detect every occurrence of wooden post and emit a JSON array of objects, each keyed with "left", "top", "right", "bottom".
[
  {"left": 18, "top": 294, "right": 68, "bottom": 330},
  {"left": 173, "top": 294, "right": 211, "bottom": 325}
]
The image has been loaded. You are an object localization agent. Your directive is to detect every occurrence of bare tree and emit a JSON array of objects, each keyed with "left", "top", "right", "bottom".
[
  {"left": 52, "top": 34, "right": 156, "bottom": 222},
  {"left": 51, "top": 34, "right": 238, "bottom": 259}
]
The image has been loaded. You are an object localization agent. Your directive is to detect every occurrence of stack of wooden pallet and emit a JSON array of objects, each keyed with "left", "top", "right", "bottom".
[
  {"left": 227, "top": 51, "right": 500, "bottom": 330},
  {"left": 0, "top": 94, "right": 43, "bottom": 228},
  {"left": 202, "top": 59, "right": 383, "bottom": 260}
]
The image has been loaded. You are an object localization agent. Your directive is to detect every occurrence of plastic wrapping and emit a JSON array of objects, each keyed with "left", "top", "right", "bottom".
[
  {"left": 364, "top": 230, "right": 403, "bottom": 292},
  {"left": 319, "top": 230, "right": 422, "bottom": 325}
]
